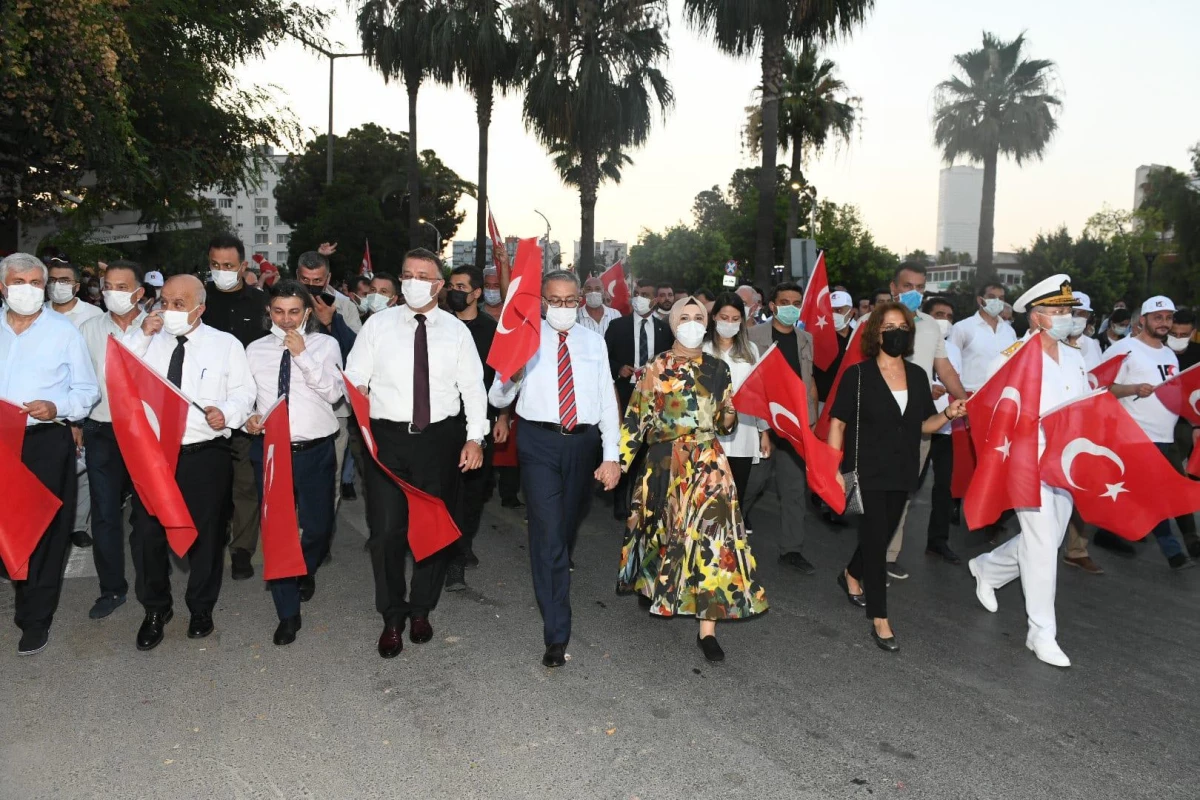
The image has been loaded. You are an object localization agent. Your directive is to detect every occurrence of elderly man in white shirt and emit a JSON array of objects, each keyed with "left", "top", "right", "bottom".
[
  {"left": 122, "top": 274, "right": 256, "bottom": 652},
  {"left": 244, "top": 280, "right": 344, "bottom": 646},
  {"left": 576, "top": 274, "right": 622, "bottom": 335},
  {"left": 949, "top": 281, "right": 1018, "bottom": 391},
  {"left": 490, "top": 270, "right": 621, "bottom": 668},
  {"left": 344, "top": 248, "right": 487, "bottom": 659}
]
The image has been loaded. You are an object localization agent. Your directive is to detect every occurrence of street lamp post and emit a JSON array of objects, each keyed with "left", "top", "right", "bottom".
[
  {"left": 534, "top": 209, "right": 552, "bottom": 273},
  {"left": 418, "top": 218, "right": 442, "bottom": 256},
  {"left": 289, "top": 35, "right": 365, "bottom": 185}
]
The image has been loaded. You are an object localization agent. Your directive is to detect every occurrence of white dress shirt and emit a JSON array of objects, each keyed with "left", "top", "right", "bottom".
[
  {"left": 123, "top": 322, "right": 257, "bottom": 445},
  {"left": 0, "top": 309, "right": 99, "bottom": 425},
  {"left": 79, "top": 310, "right": 147, "bottom": 423},
  {"left": 576, "top": 305, "right": 621, "bottom": 336},
  {"left": 1077, "top": 334, "right": 1102, "bottom": 372},
  {"left": 344, "top": 304, "right": 488, "bottom": 441},
  {"left": 933, "top": 338, "right": 963, "bottom": 435},
  {"left": 48, "top": 300, "right": 103, "bottom": 329},
  {"left": 489, "top": 321, "right": 621, "bottom": 462},
  {"left": 245, "top": 330, "right": 343, "bottom": 442},
  {"left": 703, "top": 340, "right": 769, "bottom": 459},
  {"left": 951, "top": 311, "right": 1018, "bottom": 391}
]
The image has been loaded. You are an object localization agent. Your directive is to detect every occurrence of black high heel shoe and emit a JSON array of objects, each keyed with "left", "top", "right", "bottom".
[
  {"left": 837, "top": 573, "right": 867, "bottom": 608},
  {"left": 871, "top": 626, "right": 899, "bottom": 652}
]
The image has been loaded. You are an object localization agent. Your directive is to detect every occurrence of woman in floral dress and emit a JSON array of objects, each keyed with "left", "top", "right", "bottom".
[{"left": 617, "top": 296, "right": 768, "bottom": 662}]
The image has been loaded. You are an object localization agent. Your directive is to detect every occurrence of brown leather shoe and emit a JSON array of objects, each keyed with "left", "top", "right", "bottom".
[
  {"left": 409, "top": 616, "right": 433, "bottom": 644},
  {"left": 1063, "top": 555, "right": 1104, "bottom": 575},
  {"left": 378, "top": 625, "right": 403, "bottom": 658}
]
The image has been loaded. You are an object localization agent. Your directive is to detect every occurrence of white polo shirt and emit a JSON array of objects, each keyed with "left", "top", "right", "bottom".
[{"left": 951, "top": 311, "right": 1018, "bottom": 391}]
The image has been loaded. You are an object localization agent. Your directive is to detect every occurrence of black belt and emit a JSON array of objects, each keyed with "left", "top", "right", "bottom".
[
  {"left": 372, "top": 417, "right": 458, "bottom": 435},
  {"left": 292, "top": 433, "right": 335, "bottom": 453},
  {"left": 180, "top": 438, "right": 229, "bottom": 455},
  {"left": 26, "top": 422, "right": 69, "bottom": 436},
  {"left": 527, "top": 420, "right": 596, "bottom": 436}
]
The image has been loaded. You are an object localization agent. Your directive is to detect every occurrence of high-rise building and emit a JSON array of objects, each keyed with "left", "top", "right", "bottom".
[
  {"left": 198, "top": 147, "right": 293, "bottom": 267},
  {"left": 573, "top": 239, "right": 627, "bottom": 270},
  {"left": 450, "top": 236, "right": 561, "bottom": 270},
  {"left": 1134, "top": 164, "right": 1169, "bottom": 209},
  {"left": 935, "top": 165, "right": 984, "bottom": 262}
]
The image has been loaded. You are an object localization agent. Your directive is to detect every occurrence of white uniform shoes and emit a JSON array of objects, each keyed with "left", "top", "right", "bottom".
[
  {"left": 968, "top": 558, "right": 998, "bottom": 613},
  {"left": 1026, "top": 633, "right": 1071, "bottom": 668}
]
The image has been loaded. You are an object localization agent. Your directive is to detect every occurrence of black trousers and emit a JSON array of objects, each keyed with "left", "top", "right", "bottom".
[
  {"left": 727, "top": 456, "right": 754, "bottom": 507},
  {"left": 497, "top": 465, "right": 521, "bottom": 504},
  {"left": 83, "top": 420, "right": 139, "bottom": 598},
  {"left": 453, "top": 433, "right": 494, "bottom": 564},
  {"left": 12, "top": 424, "right": 75, "bottom": 634},
  {"left": 847, "top": 490, "right": 908, "bottom": 620},
  {"left": 926, "top": 433, "right": 954, "bottom": 547},
  {"left": 130, "top": 441, "right": 233, "bottom": 615},
  {"left": 365, "top": 417, "right": 464, "bottom": 626}
]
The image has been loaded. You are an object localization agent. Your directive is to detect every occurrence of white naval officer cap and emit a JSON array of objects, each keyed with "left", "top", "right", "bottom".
[{"left": 1013, "top": 273, "right": 1079, "bottom": 314}]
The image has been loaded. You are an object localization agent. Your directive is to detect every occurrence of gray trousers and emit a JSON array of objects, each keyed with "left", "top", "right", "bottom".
[
  {"left": 743, "top": 443, "right": 807, "bottom": 556},
  {"left": 73, "top": 461, "right": 91, "bottom": 534}
]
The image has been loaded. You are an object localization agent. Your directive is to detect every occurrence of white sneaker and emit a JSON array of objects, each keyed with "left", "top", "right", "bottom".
[
  {"left": 1026, "top": 636, "right": 1071, "bottom": 668},
  {"left": 968, "top": 558, "right": 997, "bottom": 613}
]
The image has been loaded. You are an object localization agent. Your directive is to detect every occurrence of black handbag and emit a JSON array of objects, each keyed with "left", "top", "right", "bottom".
[{"left": 841, "top": 369, "right": 864, "bottom": 516}]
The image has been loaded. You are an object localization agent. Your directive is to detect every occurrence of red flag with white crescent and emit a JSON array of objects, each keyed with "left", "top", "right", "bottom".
[
  {"left": 259, "top": 399, "right": 306, "bottom": 580},
  {"left": 360, "top": 239, "right": 373, "bottom": 278},
  {"left": 814, "top": 323, "right": 867, "bottom": 440},
  {"left": 799, "top": 252, "right": 838, "bottom": 370},
  {"left": 1087, "top": 351, "right": 1127, "bottom": 391},
  {"left": 1154, "top": 361, "right": 1200, "bottom": 426},
  {"left": 487, "top": 207, "right": 510, "bottom": 272},
  {"left": 0, "top": 400, "right": 62, "bottom": 580},
  {"left": 600, "top": 259, "right": 631, "bottom": 316},
  {"left": 486, "top": 238, "right": 544, "bottom": 381}
]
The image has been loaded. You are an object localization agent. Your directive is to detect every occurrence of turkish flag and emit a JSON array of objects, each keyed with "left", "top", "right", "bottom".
[
  {"left": 601, "top": 259, "right": 631, "bottom": 316},
  {"left": 733, "top": 345, "right": 846, "bottom": 514},
  {"left": 486, "top": 237, "right": 543, "bottom": 381},
  {"left": 799, "top": 252, "right": 838, "bottom": 371},
  {"left": 491, "top": 417, "right": 520, "bottom": 468},
  {"left": 1041, "top": 389, "right": 1200, "bottom": 539},
  {"left": 487, "top": 207, "right": 510, "bottom": 272},
  {"left": 105, "top": 337, "right": 198, "bottom": 556},
  {"left": 950, "top": 416, "right": 975, "bottom": 499},
  {"left": 814, "top": 323, "right": 867, "bottom": 440},
  {"left": 360, "top": 238, "right": 374, "bottom": 278},
  {"left": 0, "top": 400, "right": 62, "bottom": 580},
  {"left": 963, "top": 334, "right": 1044, "bottom": 529},
  {"left": 1087, "top": 352, "right": 1127, "bottom": 391},
  {"left": 1154, "top": 361, "right": 1200, "bottom": 426},
  {"left": 341, "top": 376, "right": 461, "bottom": 560},
  {"left": 258, "top": 399, "right": 306, "bottom": 581}
]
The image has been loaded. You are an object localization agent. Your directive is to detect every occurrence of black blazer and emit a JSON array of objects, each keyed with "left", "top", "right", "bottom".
[
  {"left": 829, "top": 359, "right": 936, "bottom": 493},
  {"left": 604, "top": 314, "right": 675, "bottom": 407}
]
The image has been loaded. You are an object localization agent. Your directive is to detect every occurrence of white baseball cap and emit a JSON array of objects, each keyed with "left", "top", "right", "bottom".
[
  {"left": 829, "top": 290, "right": 853, "bottom": 309},
  {"left": 1073, "top": 291, "right": 1092, "bottom": 313},
  {"left": 1141, "top": 295, "right": 1176, "bottom": 316},
  {"left": 144, "top": 270, "right": 164, "bottom": 287}
]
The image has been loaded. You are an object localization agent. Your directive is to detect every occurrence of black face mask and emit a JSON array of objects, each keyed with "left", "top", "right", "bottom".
[
  {"left": 880, "top": 329, "right": 911, "bottom": 357},
  {"left": 445, "top": 289, "right": 470, "bottom": 313}
]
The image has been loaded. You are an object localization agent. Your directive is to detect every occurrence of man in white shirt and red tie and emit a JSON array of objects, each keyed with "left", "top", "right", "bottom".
[
  {"left": 344, "top": 248, "right": 488, "bottom": 659},
  {"left": 490, "top": 270, "right": 621, "bottom": 668},
  {"left": 123, "top": 274, "right": 256, "bottom": 651},
  {"left": 244, "top": 280, "right": 345, "bottom": 646}
]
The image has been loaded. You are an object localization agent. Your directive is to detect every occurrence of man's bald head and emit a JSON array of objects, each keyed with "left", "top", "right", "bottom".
[{"left": 162, "top": 274, "right": 206, "bottom": 310}]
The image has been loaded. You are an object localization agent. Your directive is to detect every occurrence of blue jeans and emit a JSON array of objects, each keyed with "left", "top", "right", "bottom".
[
  {"left": 250, "top": 436, "right": 337, "bottom": 620},
  {"left": 83, "top": 421, "right": 138, "bottom": 598},
  {"left": 1149, "top": 443, "right": 1185, "bottom": 560}
]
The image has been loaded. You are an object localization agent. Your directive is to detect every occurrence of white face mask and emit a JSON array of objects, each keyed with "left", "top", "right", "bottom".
[
  {"left": 832, "top": 312, "right": 851, "bottom": 332},
  {"left": 1167, "top": 335, "right": 1190, "bottom": 353},
  {"left": 483, "top": 288, "right": 502, "bottom": 306},
  {"left": 1069, "top": 317, "right": 1088, "bottom": 339},
  {"left": 936, "top": 318, "right": 952, "bottom": 339},
  {"left": 4, "top": 283, "right": 46, "bottom": 316},
  {"left": 363, "top": 293, "right": 392, "bottom": 314},
  {"left": 1042, "top": 314, "right": 1074, "bottom": 341},
  {"left": 162, "top": 307, "right": 199, "bottom": 336},
  {"left": 715, "top": 320, "right": 741, "bottom": 339},
  {"left": 584, "top": 291, "right": 604, "bottom": 309},
  {"left": 212, "top": 270, "right": 241, "bottom": 291},
  {"left": 675, "top": 320, "right": 706, "bottom": 349},
  {"left": 103, "top": 290, "right": 140, "bottom": 315},
  {"left": 982, "top": 297, "right": 1005, "bottom": 317},
  {"left": 48, "top": 283, "right": 76, "bottom": 304},
  {"left": 546, "top": 306, "right": 577, "bottom": 332},
  {"left": 401, "top": 278, "right": 436, "bottom": 309},
  {"left": 631, "top": 296, "right": 652, "bottom": 316},
  {"left": 270, "top": 310, "right": 310, "bottom": 340}
]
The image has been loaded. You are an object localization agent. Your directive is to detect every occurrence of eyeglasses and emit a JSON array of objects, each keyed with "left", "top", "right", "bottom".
[{"left": 544, "top": 297, "right": 580, "bottom": 308}]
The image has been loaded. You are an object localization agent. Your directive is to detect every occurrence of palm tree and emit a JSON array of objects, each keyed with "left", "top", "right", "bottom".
[
  {"left": 512, "top": 0, "right": 673, "bottom": 276},
  {"left": 933, "top": 32, "right": 1061, "bottom": 282},
  {"left": 431, "top": 1, "right": 521, "bottom": 270},
  {"left": 684, "top": 0, "right": 873, "bottom": 289},
  {"left": 745, "top": 49, "right": 858, "bottom": 270},
  {"left": 356, "top": 0, "right": 444, "bottom": 248}
]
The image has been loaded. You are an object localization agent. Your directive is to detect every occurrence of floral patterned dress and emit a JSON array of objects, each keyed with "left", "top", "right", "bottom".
[{"left": 617, "top": 352, "right": 768, "bottom": 620}]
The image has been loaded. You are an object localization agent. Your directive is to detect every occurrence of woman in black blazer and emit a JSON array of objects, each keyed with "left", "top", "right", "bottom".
[{"left": 827, "top": 301, "right": 967, "bottom": 652}]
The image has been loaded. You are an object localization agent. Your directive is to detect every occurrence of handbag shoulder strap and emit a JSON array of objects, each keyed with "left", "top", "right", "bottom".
[{"left": 854, "top": 366, "right": 862, "bottom": 467}]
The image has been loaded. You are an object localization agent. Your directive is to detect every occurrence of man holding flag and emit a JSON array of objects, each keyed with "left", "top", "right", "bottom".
[
  {"left": 123, "top": 274, "right": 256, "bottom": 650},
  {"left": 967, "top": 274, "right": 1089, "bottom": 668}
]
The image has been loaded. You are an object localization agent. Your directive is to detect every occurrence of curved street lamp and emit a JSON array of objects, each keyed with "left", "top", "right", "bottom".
[{"left": 418, "top": 218, "right": 442, "bottom": 256}]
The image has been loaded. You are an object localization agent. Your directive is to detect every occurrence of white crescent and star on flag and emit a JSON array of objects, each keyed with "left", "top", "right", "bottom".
[
  {"left": 495, "top": 275, "right": 523, "bottom": 335},
  {"left": 990, "top": 387, "right": 1023, "bottom": 460},
  {"left": 1061, "top": 437, "right": 1128, "bottom": 500}
]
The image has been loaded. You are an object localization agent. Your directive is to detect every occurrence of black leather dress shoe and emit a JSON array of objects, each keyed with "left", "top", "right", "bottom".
[
  {"left": 230, "top": 549, "right": 254, "bottom": 580},
  {"left": 409, "top": 616, "right": 433, "bottom": 644},
  {"left": 298, "top": 574, "right": 316, "bottom": 602},
  {"left": 378, "top": 625, "right": 403, "bottom": 658},
  {"left": 542, "top": 643, "right": 566, "bottom": 667},
  {"left": 136, "top": 609, "right": 174, "bottom": 651},
  {"left": 871, "top": 628, "right": 899, "bottom": 652},
  {"left": 697, "top": 635, "right": 725, "bottom": 662},
  {"left": 273, "top": 615, "right": 302, "bottom": 646},
  {"left": 837, "top": 573, "right": 867, "bottom": 608},
  {"left": 637, "top": 594, "right": 652, "bottom": 609},
  {"left": 186, "top": 613, "right": 214, "bottom": 639},
  {"left": 925, "top": 542, "right": 962, "bottom": 565}
]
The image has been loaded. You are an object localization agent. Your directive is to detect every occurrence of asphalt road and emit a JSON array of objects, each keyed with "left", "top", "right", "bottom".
[{"left": 2, "top": 483, "right": 1197, "bottom": 800}]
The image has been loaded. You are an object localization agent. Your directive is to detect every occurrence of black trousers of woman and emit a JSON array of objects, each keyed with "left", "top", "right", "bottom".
[
  {"left": 727, "top": 456, "right": 754, "bottom": 508},
  {"left": 847, "top": 490, "right": 909, "bottom": 619}
]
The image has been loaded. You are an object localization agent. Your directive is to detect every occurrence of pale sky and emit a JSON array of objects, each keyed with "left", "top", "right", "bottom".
[{"left": 236, "top": 0, "right": 1200, "bottom": 262}]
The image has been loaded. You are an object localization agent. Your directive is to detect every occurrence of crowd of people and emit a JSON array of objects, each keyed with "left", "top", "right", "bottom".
[{"left": 1, "top": 237, "right": 1197, "bottom": 671}]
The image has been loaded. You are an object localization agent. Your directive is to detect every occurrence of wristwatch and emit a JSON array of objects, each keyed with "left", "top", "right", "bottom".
[{"left": 469, "top": 436, "right": 486, "bottom": 447}]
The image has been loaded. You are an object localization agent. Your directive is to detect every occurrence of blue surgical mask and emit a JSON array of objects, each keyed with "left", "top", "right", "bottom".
[
  {"left": 898, "top": 290, "right": 923, "bottom": 312},
  {"left": 774, "top": 305, "right": 801, "bottom": 327}
]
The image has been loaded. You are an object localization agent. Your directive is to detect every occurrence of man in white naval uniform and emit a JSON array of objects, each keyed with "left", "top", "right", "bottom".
[{"left": 967, "top": 274, "right": 1089, "bottom": 668}]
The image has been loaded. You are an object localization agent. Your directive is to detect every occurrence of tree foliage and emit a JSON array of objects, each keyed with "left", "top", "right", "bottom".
[
  {"left": 1139, "top": 145, "right": 1200, "bottom": 303},
  {"left": 627, "top": 225, "right": 732, "bottom": 294},
  {"left": 274, "top": 124, "right": 473, "bottom": 278}
]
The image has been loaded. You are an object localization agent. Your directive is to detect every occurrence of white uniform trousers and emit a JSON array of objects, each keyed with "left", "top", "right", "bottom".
[{"left": 972, "top": 482, "right": 1073, "bottom": 644}]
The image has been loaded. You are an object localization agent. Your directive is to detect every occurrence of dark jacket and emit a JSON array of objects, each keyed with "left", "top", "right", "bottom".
[
  {"left": 321, "top": 312, "right": 357, "bottom": 363},
  {"left": 604, "top": 313, "right": 674, "bottom": 409},
  {"left": 459, "top": 311, "right": 498, "bottom": 418},
  {"left": 202, "top": 282, "right": 269, "bottom": 348},
  {"left": 829, "top": 359, "right": 936, "bottom": 493}
]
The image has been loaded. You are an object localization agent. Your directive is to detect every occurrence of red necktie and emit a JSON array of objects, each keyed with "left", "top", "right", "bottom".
[{"left": 557, "top": 332, "right": 577, "bottom": 430}]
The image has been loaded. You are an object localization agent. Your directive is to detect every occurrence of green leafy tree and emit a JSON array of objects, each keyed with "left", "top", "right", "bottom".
[
  {"left": 936, "top": 247, "right": 972, "bottom": 265},
  {"left": 1139, "top": 146, "right": 1200, "bottom": 302},
  {"left": 275, "top": 124, "right": 473, "bottom": 277},
  {"left": 357, "top": 0, "right": 443, "bottom": 247},
  {"left": 902, "top": 249, "right": 932, "bottom": 266},
  {"left": 684, "top": 0, "right": 873, "bottom": 289},
  {"left": 514, "top": 0, "right": 673, "bottom": 276},
  {"left": 811, "top": 200, "right": 898, "bottom": 300},
  {"left": 933, "top": 32, "right": 1062, "bottom": 282},
  {"left": 627, "top": 226, "right": 732, "bottom": 294},
  {"left": 1017, "top": 218, "right": 1136, "bottom": 314}
]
